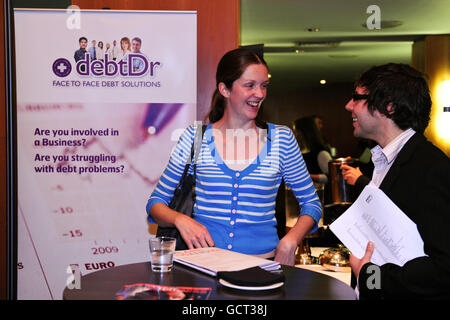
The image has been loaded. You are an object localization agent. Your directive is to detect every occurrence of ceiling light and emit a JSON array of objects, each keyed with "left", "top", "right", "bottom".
[
  {"left": 268, "top": 73, "right": 272, "bottom": 79},
  {"left": 320, "top": 80, "right": 326, "bottom": 85}
]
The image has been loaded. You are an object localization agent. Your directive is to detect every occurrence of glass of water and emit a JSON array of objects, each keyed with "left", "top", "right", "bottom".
[{"left": 149, "top": 237, "right": 176, "bottom": 272}]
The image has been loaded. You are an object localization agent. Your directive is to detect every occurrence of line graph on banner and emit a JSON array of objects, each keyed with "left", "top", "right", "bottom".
[
  {"left": 54, "top": 136, "right": 161, "bottom": 187},
  {"left": 27, "top": 103, "right": 190, "bottom": 243},
  {"left": 18, "top": 102, "right": 195, "bottom": 293},
  {"left": 47, "top": 179, "right": 153, "bottom": 245}
]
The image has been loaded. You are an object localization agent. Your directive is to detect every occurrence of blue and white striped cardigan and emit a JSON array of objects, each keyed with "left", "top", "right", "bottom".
[{"left": 147, "top": 123, "right": 322, "bottom": 255}]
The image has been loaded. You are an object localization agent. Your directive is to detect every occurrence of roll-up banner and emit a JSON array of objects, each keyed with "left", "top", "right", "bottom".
[{"left": 14, "top": 8, "right": 197, "bottom": 299}]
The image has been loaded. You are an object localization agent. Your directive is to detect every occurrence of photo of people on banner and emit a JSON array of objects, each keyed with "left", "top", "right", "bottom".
[{"left": 74, "top": 36, "right": 147, "bottom": 74}]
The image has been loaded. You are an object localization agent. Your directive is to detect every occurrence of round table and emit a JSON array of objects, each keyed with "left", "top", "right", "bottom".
[{"left": 63, "top": 261, "right": 356, "bottom": 300}]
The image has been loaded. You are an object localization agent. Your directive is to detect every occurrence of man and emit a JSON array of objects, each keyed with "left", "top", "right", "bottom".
[
  {"left": 87, "top": 39, "right": 97, "bottom": 60},
  {"left": 345, "top": 63, "right": 450, "bottom": 299},
  {"left": 111, "top": 39, "right": 119, "bottom": 61},
  {"left": 73, "top": 36, "right": 87, "bottom": 62},
  {"left": 131, "top": 37, "right": 145, "bottom": 73}
]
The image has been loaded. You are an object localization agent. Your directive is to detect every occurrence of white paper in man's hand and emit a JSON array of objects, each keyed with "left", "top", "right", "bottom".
[{"left": 329, "top": 184, "right": 426, "bottom": 266}]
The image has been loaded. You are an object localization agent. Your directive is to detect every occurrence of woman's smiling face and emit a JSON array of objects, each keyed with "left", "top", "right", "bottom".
[{"left": 223, "top": 63, "right": 269, "bottom": 122}]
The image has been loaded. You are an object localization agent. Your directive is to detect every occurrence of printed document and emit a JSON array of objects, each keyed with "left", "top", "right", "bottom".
[
  {"left": 173, "top": 247, "right": 280, "bottom": 276},
  {"left": 330, "top": 185, "right": 426, "bottom": 266}
]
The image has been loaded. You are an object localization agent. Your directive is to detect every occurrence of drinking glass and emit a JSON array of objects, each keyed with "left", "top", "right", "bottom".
[{"left": 149, "top": 237, "right": 176, "bottom": 272}]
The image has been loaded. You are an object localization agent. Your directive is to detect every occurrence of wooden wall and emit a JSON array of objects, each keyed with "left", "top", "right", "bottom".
[{"left": 263, "top": 82, "right": 360, "bottom": 158}]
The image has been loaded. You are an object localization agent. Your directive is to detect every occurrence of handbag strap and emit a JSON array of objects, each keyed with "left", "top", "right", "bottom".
[{"left": 175, "top": 123, "right": 206, "bottom": 189}]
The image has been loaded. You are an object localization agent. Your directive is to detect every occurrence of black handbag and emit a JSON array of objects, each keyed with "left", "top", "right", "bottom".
[{"left": 156, "top": 124, "right": 206, "bottom": 250}]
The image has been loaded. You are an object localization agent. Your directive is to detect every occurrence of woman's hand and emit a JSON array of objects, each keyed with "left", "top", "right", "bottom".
[
  {"left": 274, "top": 233, "right": 298, "bottom": 266},
  {"left": 174, "top": 214, "right": 215, "bottom": 249},
  {"left": 275, "top": 215, "right": 315, "bottom": 266},
  {"left": 340, "top": 164, "right": 363, "bottom": 185}
]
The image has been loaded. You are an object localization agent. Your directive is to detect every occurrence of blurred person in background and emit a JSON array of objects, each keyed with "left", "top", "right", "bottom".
[
  {"left": 312, "top": 115, "right": 336, "bottom": 157},
  {"left": 293, "top": 116, "right": 332, "bottom": 184}
]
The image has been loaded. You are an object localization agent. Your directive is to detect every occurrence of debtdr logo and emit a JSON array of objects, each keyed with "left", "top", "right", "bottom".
[
  {"left": 53, "top": 58, "right": 72, "bottom": 77},
  {"left": 52, "top": 53, "right": 161, "bottom": 78}
]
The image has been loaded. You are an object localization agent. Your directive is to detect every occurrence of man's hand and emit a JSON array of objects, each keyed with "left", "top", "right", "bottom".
[
  {"left": 350, "top": 241, "right": 375, "bottom": 279},
  {"left": 340, "top": 164, "right": 363, "bottom": 186}
]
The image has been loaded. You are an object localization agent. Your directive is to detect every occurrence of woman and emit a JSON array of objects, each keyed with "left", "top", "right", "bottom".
[
  {"left": 96, "top": 41, "right": 104, "bottom": 61},
  {"left": 292, "top": 116, "right": 332, "bottom": 184},
  {"left": 105, "top": 42, "right": 112, "bottom": 60},
  {"left": 147, "top": 48, "right": 321, "bottom": 265},
  {"left": 118, "top": 37, "right": 131, "bottom": 61}
]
